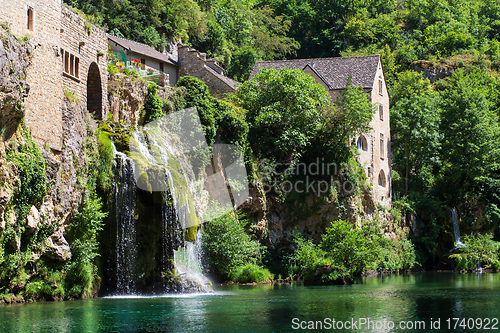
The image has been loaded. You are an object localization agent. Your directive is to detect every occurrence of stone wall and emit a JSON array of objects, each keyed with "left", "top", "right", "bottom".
[
  {"left": 369, "top": 61, "right": 391, "bottom": 208},
  {"left": 1, "top": 0, "right": 64, "bottom": 150},
  {"left": 61, "top": 6, "right": 108, "bottom": 119},
  {"left": 304, "top": 59, "right": 391, "bottom": 208},
  {"left": 178, "top": 45, "right": 236, "bottom": 97}
]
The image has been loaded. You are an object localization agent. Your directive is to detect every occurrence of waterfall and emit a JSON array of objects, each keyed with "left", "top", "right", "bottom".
[
  {"left": 174, "top": 230, "right": 212, "bottom": 293},
  {"left": 113, "top": 151, "right": 138, "bottom": 294},
  {"left": 451, "top": 208, "right": 465, "bottom": 248},
  {"left": 104, "top": 121, "right": 212, "bottom": 295}
]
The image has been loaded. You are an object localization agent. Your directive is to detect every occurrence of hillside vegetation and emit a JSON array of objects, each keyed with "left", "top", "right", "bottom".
[{"left": 64, "top": 0, "right": 500, "bottom": 270}]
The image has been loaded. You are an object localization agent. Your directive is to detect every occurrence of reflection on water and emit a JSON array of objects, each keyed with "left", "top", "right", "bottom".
[{"left": 1, "top": 273, "right": 500, "bottom": 332}]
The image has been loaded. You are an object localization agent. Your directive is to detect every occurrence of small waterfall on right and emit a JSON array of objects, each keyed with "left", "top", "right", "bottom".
[{"left": 451, "top": 208, "right": 465, "bottom": 248}]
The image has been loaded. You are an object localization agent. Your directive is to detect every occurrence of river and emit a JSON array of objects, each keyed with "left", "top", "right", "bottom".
[{"left": 1, "top": 272, "right": 499, "bottom": 332}]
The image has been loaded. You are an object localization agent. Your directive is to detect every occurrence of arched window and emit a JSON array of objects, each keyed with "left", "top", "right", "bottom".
[
  {"left": 357, "top": 136, "right": 367, "bottom": 151},
  {"left": 378, "top": 170, "right": 386, "bottom": 187}
]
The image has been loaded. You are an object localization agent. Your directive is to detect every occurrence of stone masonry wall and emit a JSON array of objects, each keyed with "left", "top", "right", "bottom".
[
  {"left": 370, "top": 61, "right": 391, "bottom": 208},
  {"left": 178, "top": 45, "right": 235, "bottom": 97},
  {"left": 61, "top": 6, "right": 108, "bottom": 119},
  {"left": 304, "top": 59, "right": 391, "bottom": 208},
  {"left": 1, "top": 0, "right": 64, "bottom": 150}
]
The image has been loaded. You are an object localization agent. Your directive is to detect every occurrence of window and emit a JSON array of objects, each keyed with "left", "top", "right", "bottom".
[
  {"left": 62, "top": 49, "right": 80, "bottom": 80},
  {"left": 27, "top": 8, "right": 34, "bottom": 31},
  {"left": 378, "top": 170, "right": 386, "bottom": 187},
  {"left": 141, "top": 58, "right": 146, "bottom": 65},
  {"left": 380, "top": 133, "right": 385, "bottom": 159},
  {"left": 379, "top": 79, "right": 383, "bottom": 96},
  {"left": 70, "top": 54, "right": 74, "bottom": 76},
  {"left": 379, "top": 104, "right": 384, "bottom": 120},
  {"left": 357, "top": 136, "right": 367, "bottom": 151},
  {"left": 64, "top": 50, "right": 69, "bottom": 73},
  {"left": 159, "top": 63, "right": 164, "bottom": 73}
]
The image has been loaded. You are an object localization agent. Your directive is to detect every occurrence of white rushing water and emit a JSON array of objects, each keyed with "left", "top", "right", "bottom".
[
  {"left": 451, "top": 207, "right": 465, "bottom": 248},
  {"left": 114, "top": 151, "right": 138, "bottom": 294}
]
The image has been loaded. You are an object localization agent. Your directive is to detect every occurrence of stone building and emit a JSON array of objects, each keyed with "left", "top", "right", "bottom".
[
  {"left": 250, "top": 55, "right": 391, "bottom": 207},
  {"left": 177, "top": 44, "right": 238, "bottom": 97},
  {"left": 108, "top": 35, "right": 179, "bottom": 86},
  {"left": 0, "top": 1, "right": 108, "bottom": 150}
]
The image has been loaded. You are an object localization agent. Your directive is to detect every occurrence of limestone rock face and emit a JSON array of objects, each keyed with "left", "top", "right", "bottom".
[
  {"left": 44, "top": 227, "right": 71, "bottom": 261},
  {"left": 0, "top": 27, "right": 32, "bottom": 141},
  {"left": 0, "top": 160, "right": 18, "bottom": 230},
  {"left": 108, "top": 73, "right": 147, "bottom": 124},
  {"left": 26, "top": 206, "right": 40, "bottom": 231}
]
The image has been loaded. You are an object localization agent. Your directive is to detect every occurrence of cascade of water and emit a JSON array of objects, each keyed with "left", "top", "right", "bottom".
[
  {"left": 174, "top": 230, "right": 212, "bottom": 293},
  {"left": 451, "top": 207, "right": 465, "bottom": 248},
  {"left": 113, "top": 151, "right": 138, "bottom": 294},
  {"left": 108, "top": 126, "right": 211, "bottom": 294}
]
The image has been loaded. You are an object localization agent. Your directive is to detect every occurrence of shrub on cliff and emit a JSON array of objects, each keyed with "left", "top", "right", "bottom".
[
  {"left": 144, "top": 83, "right": 164, "bottom": 123},
  {"left": 202, "top": 212, "right": 264, "bottom": 281}
]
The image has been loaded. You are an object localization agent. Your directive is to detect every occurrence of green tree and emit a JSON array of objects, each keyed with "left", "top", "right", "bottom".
[
  {"left": 438, "top": 68, "right": 500, "bottom": 209},
  {"left": 390, "top": 71, "right": 442, "bottom": 195},
  {"left": 234, "top": 67, "right": 330, "bottom": 168},
  {"left": 450, "top": 233, "right": 500, "bottom": 269},
  {"left": 306, "top": 77, "right": 374, "bottom": 165},
  {"left": 226, "top": 46, "right": 258, "bottom": 81},
  {"left": 143, "top": 83, "right": 164, "bottom": 123}
]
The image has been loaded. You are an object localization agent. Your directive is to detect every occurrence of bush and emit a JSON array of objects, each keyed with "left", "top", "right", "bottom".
[
  {"left": 202, "top": 213, "right": 261, "bottom": 280},
  {"left": 6, "top": 124, "right": 47, "bottom": 221},
  {"left": 24, "top": 280, "right": 54, "bottom": 299},
  {"left": 228, "top": 263, "right": 273, "bottom": 283},
  {"left": 450, "top": 233, "right": 500, "bottom": 270},
  {"left": 144, "top": 83, "right": 164, "bottom": 123},
  {"left": 288, "top": 231, "right": 325, "bottom": 278},
  {"left": 287, "top": 220, "right": 417, "bottom": 283}
]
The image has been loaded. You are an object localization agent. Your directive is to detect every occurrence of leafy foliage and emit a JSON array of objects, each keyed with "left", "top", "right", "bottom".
[
  {"left": 202, "top": 213, "right": 261, "bottom": 280},
  {"left": 144, "top": 83, "right": 164, "bottom": 123},
  {"left": 228, "top": 263, "right": 273, "bottom": 283},
  {"left": 235, "top": 67, "right": 330, "bottom": 169},
  {"left": 65, "top": 193, "right": 107, "bottom": 297},
  {"left": 450, "top": 233, "right": 500, "bottom": 270},
  {"left": 6, "top": 124, "right": 47, "bottom": 221},
  {"left": 288, "top": 220, "right": 416, "bottom": 283}
]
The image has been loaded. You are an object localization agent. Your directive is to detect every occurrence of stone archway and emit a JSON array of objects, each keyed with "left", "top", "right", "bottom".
[{"left": 87, "top": 62, "right": 103, "bottom": 119}]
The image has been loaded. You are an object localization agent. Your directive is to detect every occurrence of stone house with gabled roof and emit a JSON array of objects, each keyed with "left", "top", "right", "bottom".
[
  {"left": 177, "top": 44, "right": 239, "bottom": 97},
  {"left": 108, "top": 35, "right": 179, "bottom": 86},
  {"left": 250, "top": 55, "right": 391, "bottom": 207}
]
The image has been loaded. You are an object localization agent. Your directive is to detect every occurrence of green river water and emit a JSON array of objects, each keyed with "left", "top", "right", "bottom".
[{"left": 1, "top": 273, "right": 500, "bottom": 332}]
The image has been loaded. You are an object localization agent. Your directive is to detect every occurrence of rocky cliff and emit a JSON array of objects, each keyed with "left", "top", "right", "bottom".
[{"left": 0, "top": 26, "right": 102, "bottom": 303}]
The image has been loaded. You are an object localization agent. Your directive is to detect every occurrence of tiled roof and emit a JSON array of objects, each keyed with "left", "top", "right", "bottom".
[
  {"left": 205, "top": 65, "right": 239, "bottom": 91},
  {"left": 108, "top": 35, "right": 178, "bottom": 66},
  {"left": 249, "top": 55, "right": 380, "bottom": 90}
]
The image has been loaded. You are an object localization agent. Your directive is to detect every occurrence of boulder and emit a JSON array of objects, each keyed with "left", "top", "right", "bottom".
[
  {"left": 44, "top": 228, "right": 71, "bottom": 261},
  {"left": 26, "top": 205, "right": 40, "bottom": 231}
]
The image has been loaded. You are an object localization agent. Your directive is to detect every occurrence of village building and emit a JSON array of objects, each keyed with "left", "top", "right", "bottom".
[
  {"left": 0, "top": 0, "right": 108, "bottom": 150},
  {"left": 250, "top": 55, "right": 391, "bottom": 207},
  {"left": 177, "top": 44, "right": 239, "bottom": 97},
  {"left": 108, "top": 35, "right": 179, "bottom": 86}
]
